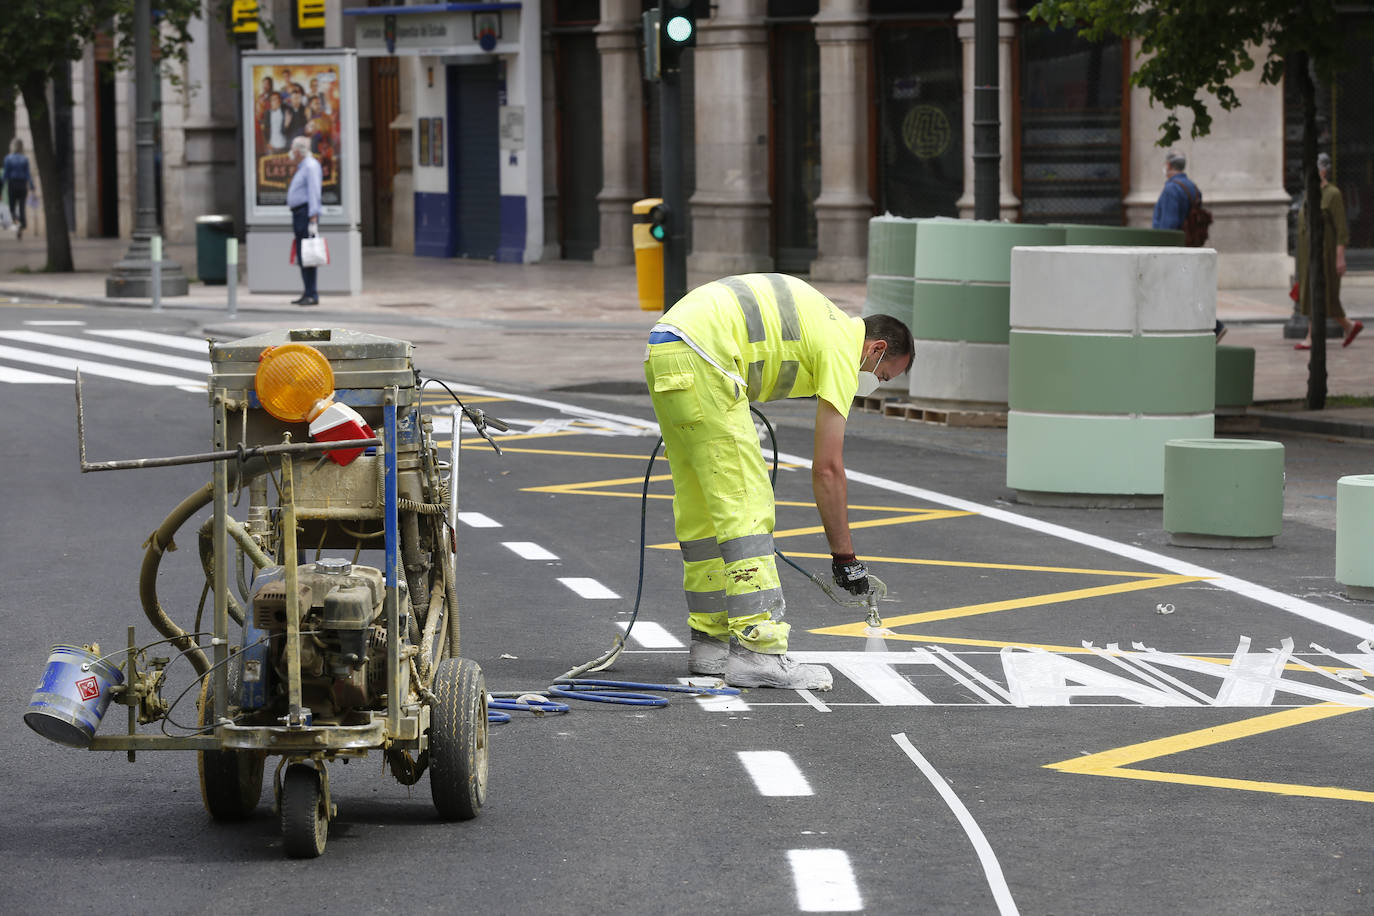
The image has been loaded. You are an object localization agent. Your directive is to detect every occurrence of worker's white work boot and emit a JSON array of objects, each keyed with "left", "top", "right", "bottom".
[
  {"left": 688, "top": 629, "right": 729, "bottom": 675},
  {"left": 724, "top": 643, "right": 833, "bottom": 691}
]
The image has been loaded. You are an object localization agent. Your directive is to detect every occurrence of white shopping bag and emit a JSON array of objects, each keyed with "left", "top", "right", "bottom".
[{"left": 299, "top": 227, "right": 329, "bottom": 268}]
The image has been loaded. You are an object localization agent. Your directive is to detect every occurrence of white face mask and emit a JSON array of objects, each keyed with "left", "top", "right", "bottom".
[{"left": 855, "top": 349, "right": 885, "bottom": 398}]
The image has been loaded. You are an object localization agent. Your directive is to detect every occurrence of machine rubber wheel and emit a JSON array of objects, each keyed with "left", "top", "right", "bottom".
[
  {"left": 281, "top": 764, "right": 329, "bottom": 858},
  {"left": 196, "top": 660, "right": 265, "bottom": 821},
  {"left": 429, "top": 657, "right": 488, "bottom": 820}
]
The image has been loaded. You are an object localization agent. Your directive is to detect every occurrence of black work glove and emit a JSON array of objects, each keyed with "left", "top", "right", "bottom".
[{"left": 831, "top": 553, "right": 869, "bottom": 596}]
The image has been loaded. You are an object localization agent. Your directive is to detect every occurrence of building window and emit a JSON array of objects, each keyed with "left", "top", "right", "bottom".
[
  {"left": 874, "top": 22, "right": 963, "bottom": 219},
  {"left": 1017, "top": 19, "right": 1123, "bottom": 225},
  {"left": 771, "top": 23, "right": 820, "bottom": 271}
]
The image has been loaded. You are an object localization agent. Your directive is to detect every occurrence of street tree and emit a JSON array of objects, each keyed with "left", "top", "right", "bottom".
[
  {"left": 0, "top": 0, "right": 202, "bottom": 273},
  {"left": 1028, "top": 0, "right": 1370, "bottom": 410}
]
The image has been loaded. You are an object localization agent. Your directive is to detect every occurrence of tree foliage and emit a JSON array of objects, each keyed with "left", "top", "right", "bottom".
[
  {"left": 0, "top": 0, "right": 207, "bottom": 271},
  {"left": 1028, "top": 0, "right": 1352, "bottom": 146}
]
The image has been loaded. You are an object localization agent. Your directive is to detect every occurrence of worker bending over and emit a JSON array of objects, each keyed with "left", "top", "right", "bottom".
[{"left": 645, "top": 273, "right": 913, "bottom": 691}]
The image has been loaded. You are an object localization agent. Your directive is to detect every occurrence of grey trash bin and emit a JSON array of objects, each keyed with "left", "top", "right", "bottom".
[{"left": 195, "top": 215, "right": 234, "bottom": 285}]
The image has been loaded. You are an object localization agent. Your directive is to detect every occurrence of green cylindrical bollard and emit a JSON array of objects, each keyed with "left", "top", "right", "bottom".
[
  {"left": 1007, "top": 246, "right": 1217, "bottom": 505},
  {"left": 1163, "top": 439, "right": 1284, "bottom": 547},
  {"left": 908, "top": 220, "right": 1066, "bottom": 412},
  {"left": 1336, "top": 476, "right": 1374, "bottom": 600}
]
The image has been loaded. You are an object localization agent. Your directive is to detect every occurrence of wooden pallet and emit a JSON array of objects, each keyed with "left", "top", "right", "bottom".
[
  {"left": 852, "top": 395, "right": 892, "bottom": 413},
  {"left": 880, "top": 401, "right": 1008, "bottom": 428}
]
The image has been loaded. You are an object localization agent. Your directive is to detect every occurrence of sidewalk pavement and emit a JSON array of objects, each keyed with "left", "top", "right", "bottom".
[{"left": 2, "top": 235, "right": 1374, "bottom": 437}]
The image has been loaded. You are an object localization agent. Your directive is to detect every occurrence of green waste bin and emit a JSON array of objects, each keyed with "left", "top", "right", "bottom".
[{"left": 195, "top": 215, "right": 234, "bottom": 285}]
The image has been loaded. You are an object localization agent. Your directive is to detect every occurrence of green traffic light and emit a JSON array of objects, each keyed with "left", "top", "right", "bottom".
[
  {"left": 665, "top": 15, "right": 693, "bottom": 43},
  {"left": 651, "top": 224, "right": 666, "bottom": 241}
]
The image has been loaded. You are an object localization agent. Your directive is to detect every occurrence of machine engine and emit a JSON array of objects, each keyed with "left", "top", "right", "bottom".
[{"left": 248, "top": 559, "right": 392, "bottom": 721}]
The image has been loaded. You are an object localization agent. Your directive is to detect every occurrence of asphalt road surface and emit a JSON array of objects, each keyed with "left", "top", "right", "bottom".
[{"left": 3, "top": 303, "right": 1373, "bottom": 915}]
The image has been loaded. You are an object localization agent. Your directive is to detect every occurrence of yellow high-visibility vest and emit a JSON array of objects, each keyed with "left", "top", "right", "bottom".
[{"left": 659, "top": 273, "right": 865, "bottom": 416}]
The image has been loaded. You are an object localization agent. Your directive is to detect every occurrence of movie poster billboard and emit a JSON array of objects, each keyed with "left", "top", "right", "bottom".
[{"left": 241, "top": 51, "right": 358, "bottom": 225}]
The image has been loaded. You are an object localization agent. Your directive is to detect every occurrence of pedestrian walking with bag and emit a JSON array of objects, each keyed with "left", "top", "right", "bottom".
[
  {"left": 287, "top": 135, "right": 323, "bottom": 306},
  {"left": 3, "top": 138, "right": 33, "bottom": 240},
  {"left": 1295, "top": 152, "right": 1361, "bottom": 350}
]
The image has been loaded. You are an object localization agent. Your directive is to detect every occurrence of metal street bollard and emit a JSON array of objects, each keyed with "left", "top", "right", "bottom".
[
  {"left": 226, "top": 237, "right": 238, "bottom": 319},
  {"left": 150, "top": 235, "right": 162, "bottom": 312}
]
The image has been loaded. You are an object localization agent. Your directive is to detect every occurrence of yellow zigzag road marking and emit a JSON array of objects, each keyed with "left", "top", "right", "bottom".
[
  {"left": 812, "top": 574, "right": 1203, "bottom": 638},
  {"left": 1045, "top": 705, "right": 1374, "bottom": 803}
]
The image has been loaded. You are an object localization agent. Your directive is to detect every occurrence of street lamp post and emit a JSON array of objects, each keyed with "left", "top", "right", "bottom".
[{"left": 106, "top": 0, "right": 188, "bottom": 298}]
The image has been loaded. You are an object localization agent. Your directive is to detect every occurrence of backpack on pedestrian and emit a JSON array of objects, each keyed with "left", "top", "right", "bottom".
[{"left": 1172, "top": 177, "right": 1212, "bottom": 247}]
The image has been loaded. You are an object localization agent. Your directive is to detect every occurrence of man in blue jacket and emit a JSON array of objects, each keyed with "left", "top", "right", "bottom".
[
  {"left": 1153, "top": 150, "right": 1224, "bottom": 340},
  {"left": 3, "top": 138, "right": 33, "bottom": 240},
  {"left": 1152, "top": 150, "right": 1198, "bottom": 232}
]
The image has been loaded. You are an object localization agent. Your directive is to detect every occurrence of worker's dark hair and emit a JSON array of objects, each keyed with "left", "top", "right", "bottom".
[{"left": 863, "top": 314, "right": 913, "bottom": 359}]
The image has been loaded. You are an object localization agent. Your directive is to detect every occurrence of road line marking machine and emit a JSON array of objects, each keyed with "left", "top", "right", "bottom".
[{"left": 25, "top": 328, "right": 503, "bottom": 858}]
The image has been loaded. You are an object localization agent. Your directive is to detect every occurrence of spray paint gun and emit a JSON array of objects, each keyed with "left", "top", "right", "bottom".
[{"left": 798, "top": 567, "right": 887, "bottom": 628}]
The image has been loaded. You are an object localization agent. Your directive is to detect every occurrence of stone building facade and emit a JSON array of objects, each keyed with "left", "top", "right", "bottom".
[{"left": 10, "top": 0, "right": 1371, "bottom": 291}]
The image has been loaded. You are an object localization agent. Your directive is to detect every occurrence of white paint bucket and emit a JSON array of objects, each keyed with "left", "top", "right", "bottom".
[{"left": 24, "top": 645, "right": 125, "bottom": 748}]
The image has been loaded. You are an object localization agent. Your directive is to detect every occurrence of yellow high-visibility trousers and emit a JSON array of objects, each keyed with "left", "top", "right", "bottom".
[{"left": 645, "top": 340, "right": 790, "bottom": 654}]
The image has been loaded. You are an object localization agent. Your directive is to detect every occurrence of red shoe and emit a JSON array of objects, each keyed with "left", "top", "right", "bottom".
[
  {"left": 1343, "top": 321, "right": 1364, "bottom": 347},
  {"left": 1295, "top": 342, "right": 1310, "bottom": 350}
]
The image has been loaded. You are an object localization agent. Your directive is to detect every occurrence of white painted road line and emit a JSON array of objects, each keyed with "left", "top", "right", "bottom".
[
  {"left": 22, "top": 320, "right": 85, "bottom": 326},
  {"left": 893, "top": 733, "right": 1020, "bottom": 916},
  {"left": 0, "top": 344, "right": 204, "bottom": 387},
  {"left": 457, "top": 512, "right": 502, "bottom": 528},
  {"left": 679, "top": 677, "right": 751, "bottom": 712},
  {"left": 787, "top": 849, "right": 862, "bottom": 913},
  {"left": 615, "top": 620, "right": 683, "bottom": 648},
  {"left": 424, "top": 387, "right": 1374, "bottom": 642},
  {"left": 87, "top": 329, "right": 212, "bottom": 353},
  {"left": 0, "top": 330, "right": 212, "bottom": 374},
  {"left": 502, "top": 541, "right": 559, "bottom": 560},
  {"left": 738, "top": 750, "right": 813, "bottom": 796},
  {"left": 558, "top": 577, "right": 620, "bottom": 599},
  {"left": 0, "top": 365, "right": 71, "bottom": 384}
]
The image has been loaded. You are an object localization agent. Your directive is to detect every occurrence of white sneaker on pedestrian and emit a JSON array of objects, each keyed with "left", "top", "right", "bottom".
[
  {"left": 724, "top": 643, "right": 832, "bottom": 691},
  {"left": 688, "top": 629, "right": 729, "bottom": 675}
]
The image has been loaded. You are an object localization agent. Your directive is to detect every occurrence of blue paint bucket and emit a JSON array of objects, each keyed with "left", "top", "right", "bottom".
[{"left": 24, "top": 645, "right": 125, "bottom": 748}]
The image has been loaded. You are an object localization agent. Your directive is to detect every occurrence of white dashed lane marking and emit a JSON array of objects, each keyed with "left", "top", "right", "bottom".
[
  {"left": 788, "top": 849, "right": 862, "bottom": 913},
  {"left": 458, "top": 512, "right": 502, "bottom": 528},
  {"left": 557, "top": 578, "right": 620, "bottom": 599},
  {"left": 738, "top": 751, "right": 813, "bottom": 796},
  {"left": 615, "top": 620, "right": 683, "bottom": 648},
  {"left": 502, "top": 541, "right": 559, "bottom": 560}
]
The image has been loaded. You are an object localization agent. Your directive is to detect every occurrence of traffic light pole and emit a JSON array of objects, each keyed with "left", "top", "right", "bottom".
[{"left": 660, "top": 67, "right": 687, "bottom": 311}]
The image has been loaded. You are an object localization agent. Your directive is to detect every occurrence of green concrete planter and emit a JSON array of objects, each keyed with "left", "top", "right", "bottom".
[
  {"left": 914, "top": 221, "right": 1066, "bottom": 283},
  {"left": 867, "top": 215, "right": 919, "bottom": 277},
  {"left": 1337, "top": 475, "right": 1374, "bottom": 599},
  {"left": 1049, "top": 224, "right": 1184, "bottom": 247},
  {"left": 1215, "top": 345, "right": 1255, "bottom": 409},
  {"left": 864, "top": 216, "right": 920, "bottom": 332},
  {"left": 1006, "top": 246, "right": 1218, "bottom": 504},
  {"left": 1010, "top": 333, "right": 1216, "bottom": 415},
  {"left": 1163, "top": 439, "right": 1284, "bottom": 547}
]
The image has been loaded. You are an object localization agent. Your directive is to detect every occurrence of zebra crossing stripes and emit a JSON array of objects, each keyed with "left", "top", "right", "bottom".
[
  {"left": 0, "top": 331, "right": 212, "bottom": 375},
  {"left": 0, "top": 327, "right": 209, "bottom": 390},
  {"left": 86, "top": 329, "right": 212, "bottom": 353},
  {"left": 0, "top": 365, "right": 70, "bottom": 384},
  {"left": 0, "top": 343, "right": 204, "bottom": 388}
]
